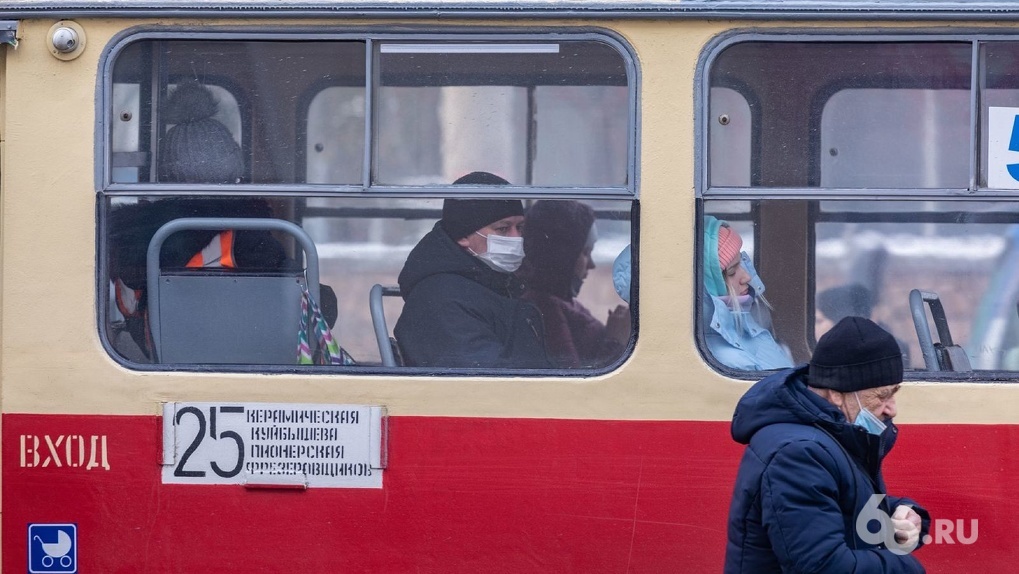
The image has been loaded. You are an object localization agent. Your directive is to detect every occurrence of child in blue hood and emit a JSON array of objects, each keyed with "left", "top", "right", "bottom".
[{"left": 703, "top": 215, "right": 793, "bottom": 370}]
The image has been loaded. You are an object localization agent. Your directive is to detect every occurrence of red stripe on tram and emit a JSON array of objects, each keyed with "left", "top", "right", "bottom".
[{"left": 2, "top": 414, "right": 1016, "bottom": 572}]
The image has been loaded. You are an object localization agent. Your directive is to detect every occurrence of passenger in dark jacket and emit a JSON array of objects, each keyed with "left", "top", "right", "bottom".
[
  {"left": 519, "top": 200, "right": 629, "bottom": 368},
  {"left": 394, "top": 172, "right": 550, "bottom": 369},
  {"left": 725, "top": 317, "right": 930, "bottom": 574}
]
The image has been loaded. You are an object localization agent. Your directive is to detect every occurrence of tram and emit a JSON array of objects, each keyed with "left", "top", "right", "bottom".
[{"left": 0, "top": 0, "right": 1017, "bottom": 571}]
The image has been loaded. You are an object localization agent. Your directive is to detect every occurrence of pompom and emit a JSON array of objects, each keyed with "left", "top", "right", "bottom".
[
  {"left": 164, "top": 79, "right": 218, "bottom": 125},
  {"left": 158, "top": 80, "right": 242, "bottom": 184}
]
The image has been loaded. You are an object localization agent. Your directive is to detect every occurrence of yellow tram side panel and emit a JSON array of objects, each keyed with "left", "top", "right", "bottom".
[
  {"left": 0, "top": 17, "right": 1015, "bottom": 426},
  {"left": 0, "top": 26, "right": 7, "bottom": 567}
]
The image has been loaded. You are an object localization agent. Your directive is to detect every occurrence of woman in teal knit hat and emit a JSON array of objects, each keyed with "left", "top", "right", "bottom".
[{"left": 702, "top": 215, "right": 793, "bottom": 370}]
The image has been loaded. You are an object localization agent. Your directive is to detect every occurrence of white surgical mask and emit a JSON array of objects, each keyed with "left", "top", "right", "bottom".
[
  {"left": 853, "top": 392, "right": 888, "bottom": 436},
  {"left": 472, "top": 231, "right": 525, "bottom": 273}
]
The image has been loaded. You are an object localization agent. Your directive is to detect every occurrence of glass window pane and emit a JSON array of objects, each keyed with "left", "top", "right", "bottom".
[
  {"left": 104, "top": 195, "right": 634, "bottom": 371},
  {"left": 701, "top": 198, "right": 1019, "bottom": 375},
  {"left": 816, "top": 201, "right": 1019, "bottom": 371},
  {"left": 375, "top": 41, "right": 630, "bottom": 187},
  {"left": 709, "top": 42, "right": 972, "bottom": 189},
  {"left": 981, "top": 42, "right": 1019, "bottom": 189},
  {"left": 110, "top": 40, "right": 367, "bottom": 185},
  {"left": 104, "top": 36, "right": 636, "bottom": 372}
]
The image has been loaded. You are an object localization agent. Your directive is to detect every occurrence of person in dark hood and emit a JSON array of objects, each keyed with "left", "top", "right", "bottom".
[
  {"left": 394, "top": 172, "right": 550, "bottom": 369},
  {"left": 725, "top": 316, "right": 930, "bottom": 573},
  {"left": 518, "top": 200, "right": 629, "bottom": 368}
]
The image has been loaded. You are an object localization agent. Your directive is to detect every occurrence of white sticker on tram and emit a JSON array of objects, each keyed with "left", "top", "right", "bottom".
[
  {"left": 161, "top": 403, "right": 386, "bottom": 489},
  {"left": 988, "top": 106, "right": 1019, "bottom": 189}
]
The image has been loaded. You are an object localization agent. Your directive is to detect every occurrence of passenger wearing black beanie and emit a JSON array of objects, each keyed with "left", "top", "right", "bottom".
[
  {"left": 439, "top": 173, "right": 523, "bottom": 240},
  {"left": 809, "top": 316, "right": 904, "bottom": 392},
  {"left": 725, "top": 316, "right": 930, "bottom": 572},
  {"left": 394, "top": 172, "right": 550, "bottom": 369}
]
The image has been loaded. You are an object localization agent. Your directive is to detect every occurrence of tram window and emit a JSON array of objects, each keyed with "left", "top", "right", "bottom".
[
  {"left": 112, "top": 83, "right": 241, "bottom": 184},
  {"left": 103, "top": 196, "right": 633, "bottom": 370},
  {"left": 110, "top": 40, "right": 368, "bottom": 185},
  {"left": 110, "top": 38, "right": 631, "bottom": 190},
  {"left": 101, "top": 33, "right": 637, "bottom": 372},
  {"left": 814, "top": 201, "right": 1019, "bottom": 371},
  {"left": 701, "top": 36, "right": 1019, "bottom": 378},
  {"left": 708, "top": 41, "right": 971, "bottom": 188},
  {"left": 703, "top": 199, "right": 1019, "bottom": 375}
]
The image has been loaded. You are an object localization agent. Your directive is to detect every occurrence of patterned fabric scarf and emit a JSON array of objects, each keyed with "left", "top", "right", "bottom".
[{"left": 298, "top": 285, "right": 355, "bottom": 366}]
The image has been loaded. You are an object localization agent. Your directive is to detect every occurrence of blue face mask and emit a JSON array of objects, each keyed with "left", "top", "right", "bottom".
[
  {"left": 739, "top": 251, "right": 766, "bottom": 299},
  {"left": 854, "top": 392, "right": 888, "bottom": 436}
]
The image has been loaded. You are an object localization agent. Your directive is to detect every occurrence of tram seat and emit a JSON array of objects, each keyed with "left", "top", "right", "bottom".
[
  {"left": 370, "top": 284, "right": 404, "bottom": 367},
  {"left": 938, "top": 345, "right": 972, "bottom": 372},
  {"left": 909, "top": 289, "right": 972, "bottom": 372},
  {"left": 146, "top": 217, "right": 322, "bottom": 365}
]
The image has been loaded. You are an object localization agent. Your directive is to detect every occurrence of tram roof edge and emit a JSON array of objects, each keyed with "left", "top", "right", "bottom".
[{"left": 4, "top": 0, "right": 1019, "bottom": 21}]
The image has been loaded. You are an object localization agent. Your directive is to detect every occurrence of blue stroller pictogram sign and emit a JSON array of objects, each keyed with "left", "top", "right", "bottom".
[{"left": 28, "top": 524, "right": 77, "bottom": 573}]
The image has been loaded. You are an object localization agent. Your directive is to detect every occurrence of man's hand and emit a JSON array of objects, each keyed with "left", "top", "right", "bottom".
[{"left": 891, "top": 505, "right": 921, "bottom": 549}]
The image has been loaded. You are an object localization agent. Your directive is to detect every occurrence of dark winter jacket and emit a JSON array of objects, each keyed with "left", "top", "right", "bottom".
[
  {"left": 724, "top": 366, "right": 930, "bottom": 574},
  {"left": 520, "top": 291, "right": 622, "bottom": 369},
  {"left": 395, "top": 223, "right": 550, "bottom": 369},
  {"left": 518, "top": 200, "right": 622, "bottom": 369}
]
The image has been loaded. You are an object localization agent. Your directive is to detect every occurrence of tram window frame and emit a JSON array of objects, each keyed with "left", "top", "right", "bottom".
[
  {"left": 698, "top": 32, "right": 1019, "bottom": 381},
  {"left": 97, "top": 29, "right": 640, "bottom": 375}
]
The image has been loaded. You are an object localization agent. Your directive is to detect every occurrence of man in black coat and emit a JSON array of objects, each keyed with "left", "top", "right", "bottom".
[
  {"left": 394, "top": 172, "right": 550, "bottom": 369},
  {"left": 725, "top": 317, "right": 930, "bottom": 573}
]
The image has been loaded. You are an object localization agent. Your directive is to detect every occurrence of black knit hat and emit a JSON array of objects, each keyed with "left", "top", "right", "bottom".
[
  {"left": 159, "top": 80, "right": 243, "bottom": 184},
  {"left": 440, "top": 172, "right": 522, "bottom": 240},
  {"left": 809, "top": 316, "right": 903, "bottom": 392}
]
